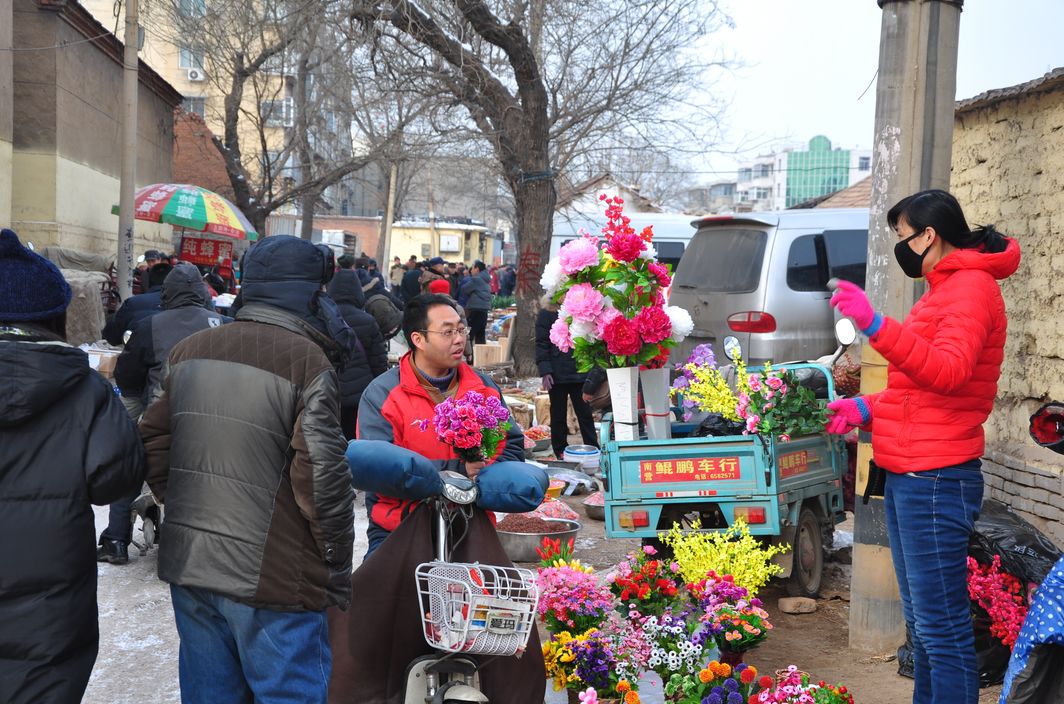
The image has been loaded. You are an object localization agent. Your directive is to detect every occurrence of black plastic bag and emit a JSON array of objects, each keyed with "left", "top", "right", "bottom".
[
  {"left": 692, "top": 412, "right": 744, "bottom": 437},
  {"left": 896, "top": 606, "right": 1011, "bottom": 687},
  {"left": 969, "top": 499, "right": 1062, "bottom": 587}
]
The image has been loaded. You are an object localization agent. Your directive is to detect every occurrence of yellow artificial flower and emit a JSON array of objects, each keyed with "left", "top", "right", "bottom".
[{"left": 660, "top": 517, "right": 789, "bottom": 595}]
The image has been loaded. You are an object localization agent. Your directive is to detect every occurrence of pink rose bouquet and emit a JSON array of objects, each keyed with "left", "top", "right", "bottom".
[
  {"left": 542, "top": 195, "right": 692, "bottom": 370},
  {"left": 415, "top": 390, "right": 511, "bottom": 463}
]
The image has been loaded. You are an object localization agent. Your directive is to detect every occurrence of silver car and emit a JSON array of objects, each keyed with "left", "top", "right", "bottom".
[{"left": 670, "top": 208, "right": 868, "bottom": 366}]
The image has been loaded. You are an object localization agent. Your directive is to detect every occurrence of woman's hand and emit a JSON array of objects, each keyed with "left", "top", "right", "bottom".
[
  {"left": 825, "top": 397, "right": 872, "bottom": 434},
  {"left": 541, "top": 374, "right": 554, "bottom": 392},
  {"left": 830, "top": 280, "right": 877, "bottom": 333}
]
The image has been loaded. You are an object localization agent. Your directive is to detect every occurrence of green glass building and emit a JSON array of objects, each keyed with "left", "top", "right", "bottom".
[{"left": 785, "top": 136, "right": 862, "bottom": 208}]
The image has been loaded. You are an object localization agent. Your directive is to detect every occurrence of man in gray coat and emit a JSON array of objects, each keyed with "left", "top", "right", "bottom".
[
  {"left": 97, "top": 263, "right": 230, "bottom": 565},
  {"left": 460, "top": 259, "right": 493, "bottom": 344},
  {"left": 139, "top": 235, "right": 355, "bottom": 703}
]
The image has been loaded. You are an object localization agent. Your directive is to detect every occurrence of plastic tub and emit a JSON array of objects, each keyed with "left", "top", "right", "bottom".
[{"left": 562, "top": 445, "right": 601, "bottom": 475}]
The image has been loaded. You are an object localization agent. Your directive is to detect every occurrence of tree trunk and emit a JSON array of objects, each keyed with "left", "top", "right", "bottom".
[
  {"left": 300, "top": 190, "right": 318, "bottom": 240},
  {"left": 510, "top": 176, "right": 555, "bottom": 377}
]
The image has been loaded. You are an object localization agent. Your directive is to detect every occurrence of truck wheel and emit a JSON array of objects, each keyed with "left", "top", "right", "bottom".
[{"left": 787, "top": 506, "right": 823, "bottom": 597}]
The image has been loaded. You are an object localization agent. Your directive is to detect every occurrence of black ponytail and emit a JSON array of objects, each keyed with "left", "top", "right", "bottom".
[
  {"left": 964, "top": 224, "right": 1009, "bottom": 253},
  {"left": 888, "top": 189, "right": 1009, "bottom": 253}
]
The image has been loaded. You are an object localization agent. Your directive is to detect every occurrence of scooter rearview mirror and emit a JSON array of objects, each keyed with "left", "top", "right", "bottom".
[
  {"left": 834, "top": 318, "right": 858, "bottom": 347},
  {"left": 723, "top": 335, "right": 742, "bottom": 362}
]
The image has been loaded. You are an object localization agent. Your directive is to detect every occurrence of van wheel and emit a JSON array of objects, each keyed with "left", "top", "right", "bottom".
[{"left": 787, "top": 506, "right": 823, "bottom": 597}]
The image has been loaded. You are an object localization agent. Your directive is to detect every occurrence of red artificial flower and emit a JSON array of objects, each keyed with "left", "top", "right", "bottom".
[
  {"left": 740, "top": 668, "right": 756, "bottom": 684},
  {"left": 634, "top": 306, "right": 672, "bottom": 344},
  {"left": 639, "top": 225, "right": 654, "bottom": 242},
  {"left": 647, "top": 261, "right": 672, "bottom": 288},
  {"left": 758, "top": 675, "right": 774, "bottom": 689},
  {"left": 605, "top": 232, "right": 646, "bottom": 263},
  {"left": 602, "top": 316, "right": 642, "bottom": 356}
]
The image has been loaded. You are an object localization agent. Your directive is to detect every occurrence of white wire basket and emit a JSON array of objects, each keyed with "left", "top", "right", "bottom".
[{"left": 415, "top": 560, "right": 539, "bottom": 656}]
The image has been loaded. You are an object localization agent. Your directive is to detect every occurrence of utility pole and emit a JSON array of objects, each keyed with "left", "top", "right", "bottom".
[
  {"left": 850, "top": 0, "right": 963, "bottom": 653},
  {"left": 376, "top": 161, "right": 399, "bottom": 264},
  {"left": 116, "top": 0, "right": 139, "bottom": 300}
]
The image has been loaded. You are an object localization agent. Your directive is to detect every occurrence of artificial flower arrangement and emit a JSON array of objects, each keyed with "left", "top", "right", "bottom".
[
  {"left": 755, "top": 666, "right": 854, "bottom": 704},
  {"left": 608, "top": 544, "right": 683, "bottom": 617},
  {"left": 671, "top": 345, "right": 827, "bottom": 441},
  {"left": 967, "top": 555, "right": 1028, "bottom": 648},
  {"left": 541, "top": 195, "right": 693, "bottom": 370},
  {"left": 661, "top": 518, "right": 789, "bottom": 596},
  {"left": 415, "top": 389, "right": 511, "bottom": 462},
  {"left": 663, "top": 660, "right": 775, "bottom": 704}
]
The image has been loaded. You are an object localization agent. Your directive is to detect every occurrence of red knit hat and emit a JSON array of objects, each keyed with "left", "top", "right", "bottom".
[{"left": 427, "top": 279, "right": 451, "bottom": 295}]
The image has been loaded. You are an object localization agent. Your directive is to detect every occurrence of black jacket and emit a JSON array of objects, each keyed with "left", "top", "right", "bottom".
[
  {"left": 400, "top": 268, "right": 422, "bottom": 302},
  {"left": 534, "top": 309, "right": 589, "bottom": 384},
  {"left": 102, "top": 287, "right": 163, "bottom": 345},
  {"left": 0, "top": 331, "right": 145, "bottom": 703},
  {"left": 461, "top": 270, "right": 493, "bottom": 311},
  {"left": 114, "top": 264, "right": 231, "bottom": 406},
  {"left": 328, "top": 271, "right": 389, "bottom": 411}
]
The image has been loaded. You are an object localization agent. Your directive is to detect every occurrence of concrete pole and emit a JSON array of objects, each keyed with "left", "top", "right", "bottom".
[
  {"left": 850, "top": 0, "right": 963, "bottom": 653},
  {"left": 116, "top": 0, "right": 139, "bottom": 300},
  {"left": 376, "top": 161, "right": 399, "bottom": 264}
]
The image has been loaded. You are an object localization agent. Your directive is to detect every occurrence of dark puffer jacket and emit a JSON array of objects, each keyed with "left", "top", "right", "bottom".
[
  {"left": 327, "top": 271, "right": 389, "bottom": 425},
  {"left": 534, "top": 309, "right": 588, "bottom": 385},
  {"left": 139, "top": 303, "right": 355, "bottom": 611},
  {"left": 460, "top": 270, "right": 493, "bottom": 311},
  {"left": 114, "top": 263, "right": 230, "bottom": 407},
  {"left": 0, "top": 332, "right": 145, "bottom": 703}
]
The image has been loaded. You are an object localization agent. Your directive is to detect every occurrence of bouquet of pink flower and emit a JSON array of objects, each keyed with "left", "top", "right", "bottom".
[
  {"left": 541, "top": 195, "right": 692, "bottom": 370},
  {"left": 415, "top": 390, "right": 511, "bottom": 463}
]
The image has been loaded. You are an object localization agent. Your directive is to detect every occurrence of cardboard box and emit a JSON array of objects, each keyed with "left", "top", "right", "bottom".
[{"left": 473, "top": 339, "right": 510, "bottom": 367}]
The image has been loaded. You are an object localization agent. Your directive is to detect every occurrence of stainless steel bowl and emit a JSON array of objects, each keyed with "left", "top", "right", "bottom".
[
  {"left": 497, "top": 519, "right": 581, "bottom": 563},
  {"left": 583, "top": 501, "right": 605, "bottom": 521}
]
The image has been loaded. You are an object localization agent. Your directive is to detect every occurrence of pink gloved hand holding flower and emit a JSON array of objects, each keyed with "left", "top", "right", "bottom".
[{"left": 825, "top": 398, "right": 872, "bottom": 434}]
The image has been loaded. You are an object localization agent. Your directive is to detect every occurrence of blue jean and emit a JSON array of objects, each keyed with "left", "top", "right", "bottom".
[
  {"left": 169, "top": 585, "right": 331, "bottom": 704},
  {"left": 100, "top": 489, "right": 139, "bottom": 543},
  {"left": 884, "top": 460, "right": 983, "bottom": 704}
]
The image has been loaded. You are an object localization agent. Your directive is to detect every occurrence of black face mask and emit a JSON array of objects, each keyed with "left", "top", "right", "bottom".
[{"left": 894, "top": 229, "right": 932, "bottom": 278}]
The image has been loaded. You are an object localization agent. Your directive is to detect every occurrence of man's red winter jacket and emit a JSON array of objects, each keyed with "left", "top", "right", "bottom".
[{"left": 864, "top": 238, "right": 1021, "bottom": 473}]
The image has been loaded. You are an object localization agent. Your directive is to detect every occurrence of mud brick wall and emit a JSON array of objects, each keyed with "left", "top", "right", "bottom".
[{"left": 950, "top": 70, "right": 1064, "bottom": 547}]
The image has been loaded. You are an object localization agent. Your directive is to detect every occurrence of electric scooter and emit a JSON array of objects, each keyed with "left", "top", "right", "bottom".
[{"left": 403, "top": 471, "right": 539, "bottom": 704}]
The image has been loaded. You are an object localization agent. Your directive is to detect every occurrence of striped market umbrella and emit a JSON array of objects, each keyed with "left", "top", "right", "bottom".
[{"left": 112, "top": 183, "right": 258, "bottom": 240}]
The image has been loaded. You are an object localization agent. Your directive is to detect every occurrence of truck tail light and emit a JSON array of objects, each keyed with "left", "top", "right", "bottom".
[
  {"left": 727, "top": 311, "right": 777, "bottom": 333},
  {"left": 618, "top": 510, "right": 650, "bottom": 529},
  {"left": 733, "top": 506, "right": 766, "bottom": 524}
]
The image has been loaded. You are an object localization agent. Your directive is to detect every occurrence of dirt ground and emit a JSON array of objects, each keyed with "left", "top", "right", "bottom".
[{"left": 540, "top": 492, "right": 1004, "bottom": 704}]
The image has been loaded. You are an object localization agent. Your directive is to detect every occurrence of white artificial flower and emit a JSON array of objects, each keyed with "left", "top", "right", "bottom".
[
  {"left": 570, "top": 318, "right": 598, "bottom": 342},
  {"left": 539, "top": 257, "right": 564, "bottom": 295},
  {"left": 665, "top": 305, "right": 694, "bottom": 342},
  {"left": 639, "top": 243, "right": 658, "bottom": 260}
]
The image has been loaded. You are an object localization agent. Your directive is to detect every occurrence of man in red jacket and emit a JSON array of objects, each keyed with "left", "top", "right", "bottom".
[{"left": 356, "top": 293, "right": 525, "bottom": 554}]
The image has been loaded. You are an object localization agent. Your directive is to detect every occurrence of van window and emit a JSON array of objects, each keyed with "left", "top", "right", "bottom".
[
  {"left": 823, "top": 229, "right": 867, "bottom": 288},
  {"left": 674, "top": 229, "right": 767, "bottom": 293},
  {"left": 787, "top": 234, "right": 828, "bottom": 291}
]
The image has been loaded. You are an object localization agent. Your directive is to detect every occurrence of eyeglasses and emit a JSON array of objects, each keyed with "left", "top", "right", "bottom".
[{"left": 418, "top": 326, "right": 469, "bottom": 340}]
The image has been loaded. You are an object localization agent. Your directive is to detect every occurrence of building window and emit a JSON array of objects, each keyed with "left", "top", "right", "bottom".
[
  {"left": 178, "top": 0, "right": 206, "bottom": 16},
  {"left": 737, "top": 168, "right": 752, "bottom": 183},
  {"left": 179, "top": 46, "right": 204, "bottom": 70},
  {"left": 182, "top": 97, "right": 205, "bottom": 118},
  {"left": 754, "top": 164, "right": 772, "bottom": 179},
  {"left": 261, "top": 99, "right": 294, "bottom": 128},
  {"left": 755, "top": 187, "right": 771, "bottom": 200},
  {"left": 858, "top": 156, "right": 871, "bottom": 171}
]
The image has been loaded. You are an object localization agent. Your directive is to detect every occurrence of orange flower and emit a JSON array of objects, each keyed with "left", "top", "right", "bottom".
[
  {"left": 698, "top": 668, "right": 713, "bottom": 683},
  {"left": 624, "top": 691, "right": 640, "bottom": 704},
  {"left": 616, "top": 680, "right": 631, "bottom": 693},
  {"left": 713, "top": 662, "right": 732, "bottom": 678}
]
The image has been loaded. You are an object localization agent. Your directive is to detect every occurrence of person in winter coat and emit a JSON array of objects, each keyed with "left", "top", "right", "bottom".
[
  {"left": 328, "top": 269, "right": 389, "bottom": 439},
  {"left": 97, "top": 263, "right": 231, "bottom": 565},
  {"left": 102, "top": 261, "right": 173, "bottom": 344},
  {"left": 535, "top": 298, "right": 600, "bottom": 458},
  {"left": 356, "top": 293, "right": 525, "bottom": 555},
  {"left": 389, "top": 256, "right": 405, "bottom": 289},
  {"left": 0, "top": 228, "right": 145, "bottom": 703},
  {"left": 825, "top": 190, "right": 1021, "bottom": 704},
  {"left": 400, "top": 262, "right": 423, "bottom": 303},
  {"left": 138, "top": 235, "right": 355, "bottom": 703},
  {"left": 460, "top": 260, "right": 493, "bottom": 344},
  {"left": 419, "top": 256, "right": 447, "bottom": 293}
]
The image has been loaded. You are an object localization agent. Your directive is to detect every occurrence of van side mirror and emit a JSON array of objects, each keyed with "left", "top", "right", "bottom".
[{"left": 834, "top": 318, "right": 857, "bottom": 347}]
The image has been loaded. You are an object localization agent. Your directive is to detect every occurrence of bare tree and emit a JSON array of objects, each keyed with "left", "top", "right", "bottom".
[
  {"left": 160, "top": 0, "right": 420, "bottom": 236},
  {"left": 347, "top": 0, "right": 732, "bottom": 374}
]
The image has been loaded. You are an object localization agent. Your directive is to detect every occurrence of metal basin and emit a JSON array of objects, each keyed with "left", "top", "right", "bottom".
[
  {"left": 583, "top": 501, "right": 605, "bottom": 521},
  {"left": 497, "top": 519, "right": 581, "bottom": 563}
]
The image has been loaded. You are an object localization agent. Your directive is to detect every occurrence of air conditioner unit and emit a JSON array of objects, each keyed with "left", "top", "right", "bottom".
[{"left": 186, "top": 68, "right": 205, "bottom": 82}]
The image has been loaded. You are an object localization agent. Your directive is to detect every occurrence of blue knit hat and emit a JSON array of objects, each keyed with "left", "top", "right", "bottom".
[{"left": 0, "top": 228, "right": 72, "bottom": 321}]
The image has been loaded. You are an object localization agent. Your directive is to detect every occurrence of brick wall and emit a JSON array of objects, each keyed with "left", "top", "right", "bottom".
[{"left": 950, "top": 69, "right": 1064, "bottom": 547}]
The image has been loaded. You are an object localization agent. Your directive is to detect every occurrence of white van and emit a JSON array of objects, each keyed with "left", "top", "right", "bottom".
[{"left": 669, "top": 208, "right": 869, "bottom": 366}]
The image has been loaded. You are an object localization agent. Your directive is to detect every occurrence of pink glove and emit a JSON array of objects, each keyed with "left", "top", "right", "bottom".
[
  {"left": 542, "top": 374, "right": 555, "bottom": 391},
  {"left": 830, "top": 280, "right": 879, "bottom": 334},
  {"left": 825, "top": 397, "right": 872, "bottom": 434}
]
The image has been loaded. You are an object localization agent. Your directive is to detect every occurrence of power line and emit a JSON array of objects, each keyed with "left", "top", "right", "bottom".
[{"left": 1, "top": 0, "right": 122, "bottom": 52}]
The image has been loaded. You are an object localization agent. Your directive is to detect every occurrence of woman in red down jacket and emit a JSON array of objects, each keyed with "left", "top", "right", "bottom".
[{"left": 825, "top": 189, "right": 1021, "bottom": 704}]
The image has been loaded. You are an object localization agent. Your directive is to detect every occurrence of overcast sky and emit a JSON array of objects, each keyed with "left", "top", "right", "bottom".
[{"left": 696, "top": 0, "right": 1064, "bottom": 182}]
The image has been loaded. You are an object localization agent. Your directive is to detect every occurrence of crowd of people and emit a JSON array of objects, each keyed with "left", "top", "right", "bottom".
[{"left": 0, "top": 188, "right": 1051, "bottom": 704}]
